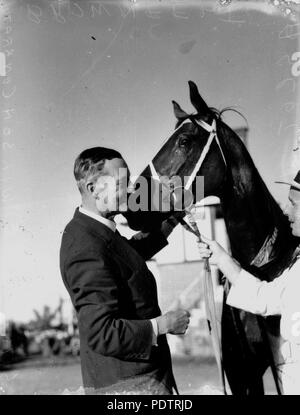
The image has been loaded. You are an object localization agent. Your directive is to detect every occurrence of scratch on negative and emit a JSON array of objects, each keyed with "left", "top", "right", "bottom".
[{"left": 59, "top": 18, "right": 126, "bottom": 101}]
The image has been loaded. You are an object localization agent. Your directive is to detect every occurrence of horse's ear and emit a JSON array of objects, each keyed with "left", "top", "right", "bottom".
[
  {"left": 172, "top": 100, "right": 188, "bottom": 121},
  {"left": 188, "top": 80, "right": 209, "bottom": 114}
]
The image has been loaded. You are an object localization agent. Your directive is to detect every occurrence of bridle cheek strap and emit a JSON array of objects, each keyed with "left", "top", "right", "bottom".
[{"left": 148, "top": 118, "right": 191, "bottom": 181}]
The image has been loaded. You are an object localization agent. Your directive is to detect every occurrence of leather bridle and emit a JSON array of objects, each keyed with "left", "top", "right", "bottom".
[{"left": 148, "top": 117, "right": 227, "bottom": 199}]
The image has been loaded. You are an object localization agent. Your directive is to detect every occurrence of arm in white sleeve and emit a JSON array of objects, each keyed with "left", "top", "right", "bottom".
[
  {"left": 150, "top": 318, "right": 158, "bottom": 346},
  {"left": 226, "top": 268, "right": 289, "bottom": 316},
  {"left": 279, "top": 261, "right": 300, "bottom": 344}
]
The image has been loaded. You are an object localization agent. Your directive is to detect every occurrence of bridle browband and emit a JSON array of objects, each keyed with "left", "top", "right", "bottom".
[{"left": 148, "top": 116, "right": 227, "bottom": 194}]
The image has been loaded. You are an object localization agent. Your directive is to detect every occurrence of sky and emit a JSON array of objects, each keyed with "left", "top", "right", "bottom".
[{"left": 0, "top": 0, "right": 300, "bottom": 322}]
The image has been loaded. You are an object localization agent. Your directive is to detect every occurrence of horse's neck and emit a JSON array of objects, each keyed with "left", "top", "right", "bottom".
[
  {"left": 219, "top": 125, "right": 296, "bottom": 275},
  {"left": 222, "top": 175, "right": 278, "bottom": 266}
]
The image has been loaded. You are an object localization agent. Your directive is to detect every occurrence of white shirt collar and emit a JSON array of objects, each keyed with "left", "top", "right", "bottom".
[{"left": 79, "top": 206, "right": 116, "bottom": 233}]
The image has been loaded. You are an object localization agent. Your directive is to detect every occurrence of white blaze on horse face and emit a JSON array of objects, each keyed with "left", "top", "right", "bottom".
[{"left": 285, "top": 189, "right": 300, "bottom": 237}]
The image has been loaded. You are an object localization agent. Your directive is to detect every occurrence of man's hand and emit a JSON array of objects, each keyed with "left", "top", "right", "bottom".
[
  {"left": 132, "top": 231, "right": 150, "bottom": 241},
  {"left": 156, "top": 309, "right": 190, "bottom": 335},
  {"left": 197, "top": 235, "right": 228, "bottom": 265},
  {"left": 160, "top": 211, "right": 186, "bottom": 238},
  {"left": 197, "top": 235, "right": 242, "bottom": 285}
]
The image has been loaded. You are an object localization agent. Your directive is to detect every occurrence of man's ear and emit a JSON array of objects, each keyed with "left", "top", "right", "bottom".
[{"left": 86, "top": 182, "right": 95, "bottom": 195}]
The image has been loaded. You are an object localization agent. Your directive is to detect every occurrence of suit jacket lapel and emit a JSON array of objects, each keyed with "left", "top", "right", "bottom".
[
  {"left": 72, "top": 208, "right": 144, "bottom": 268},
  {"left": 73, "top": 208, "right": 116, "bottom": 245}
]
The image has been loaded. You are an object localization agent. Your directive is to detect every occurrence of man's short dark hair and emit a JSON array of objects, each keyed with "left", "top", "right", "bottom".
[{"left": 74, "top": 147, "right": 122, "bottom": 194}]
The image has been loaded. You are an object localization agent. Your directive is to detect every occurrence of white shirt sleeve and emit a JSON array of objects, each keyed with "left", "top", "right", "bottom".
[
  {"left": 150, "top": 318, "right": 158, "bottom": 346},
  {"left": 226, "top": 268, "right": 289, "bottom": 316},
  {"left": 279, "top": 262, "right": 300, "bottom": 344}
]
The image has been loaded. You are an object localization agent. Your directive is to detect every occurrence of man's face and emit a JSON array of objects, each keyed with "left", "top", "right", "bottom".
[
  {"left": 93, "top": 158, "right": 130, "bottom": 215},
  {"left": 285, "top": 188, "right": 300, "bottom": 237}
]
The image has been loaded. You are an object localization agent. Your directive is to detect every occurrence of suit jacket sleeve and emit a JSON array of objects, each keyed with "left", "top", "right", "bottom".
[
  {"left": 65, "top": 248, "right": 153, "bottom": 360},
  {"left": 226, "top": 268, "right": 288, "bottom": 316},
  {"left": 126, "top": 230, "right": 169, "bottom": 261}
]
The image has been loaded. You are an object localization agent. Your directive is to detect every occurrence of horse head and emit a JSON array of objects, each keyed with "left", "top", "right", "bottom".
[
  {"left": 125, "top": 80, "right": 297, "bottom": 274},
  {"left": 125, "top": 81, "right": 227, "bottom": 231}
]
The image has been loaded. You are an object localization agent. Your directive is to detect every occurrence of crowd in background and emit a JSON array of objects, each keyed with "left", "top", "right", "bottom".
[{"left": 0, "top": 301, "right": 80, "bottom": 367}]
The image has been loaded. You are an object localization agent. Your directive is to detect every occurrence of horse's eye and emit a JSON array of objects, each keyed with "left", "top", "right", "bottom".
[{"left": 179, "top": 137, "right": 189, "bottom": 147}]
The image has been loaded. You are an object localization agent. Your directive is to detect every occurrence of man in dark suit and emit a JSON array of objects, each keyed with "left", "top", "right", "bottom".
[{"left": 60, "top": 147, "right": 190, "bottom": 394}]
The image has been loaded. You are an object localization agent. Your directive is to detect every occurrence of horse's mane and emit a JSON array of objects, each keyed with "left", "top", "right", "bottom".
[
  {"left": 209, "top": 106, "right": 249, "bottom": 129},
  {"left": 214, "top": 109, "right": 278, "bottom": 209},
  {"left": 213, "top": 109, "right": 299, "bottom": 274}
]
